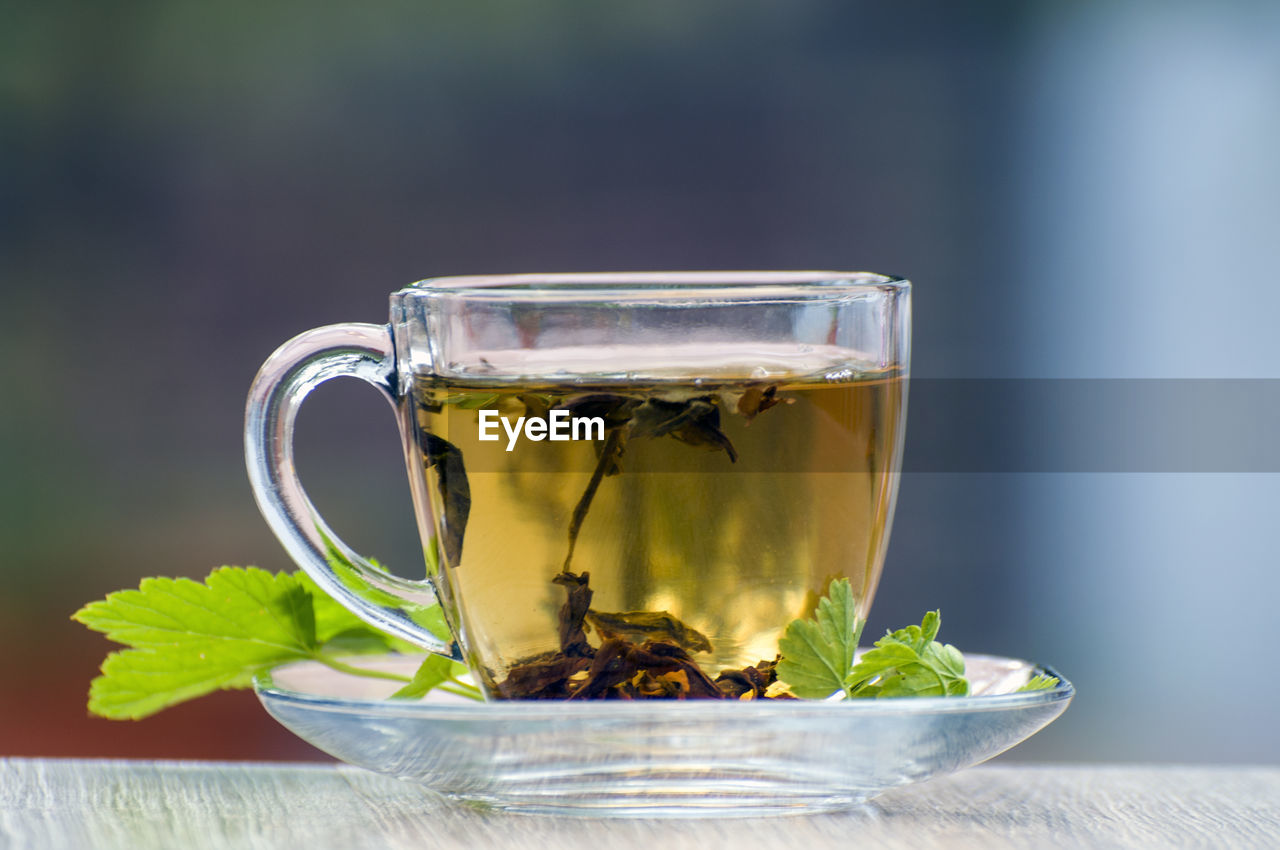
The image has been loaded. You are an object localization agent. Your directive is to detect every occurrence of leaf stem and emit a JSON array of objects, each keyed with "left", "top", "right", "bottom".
[
  {"left": 562, "top": 427, "right": 625, "bottom": 573},
  {"left": 313, "top": 653, "right": 484, "bottom": 700},
  {"left": 311, "top": 654, "right": 415, "bottom": 683},
  {"left": 438, "top": 681, "right": 484, "bottom": 700}
]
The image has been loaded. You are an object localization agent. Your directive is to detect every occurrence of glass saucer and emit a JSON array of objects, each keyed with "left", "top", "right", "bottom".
[{"left": 254, "top": 653, "right": 1072, "bottom": 817}]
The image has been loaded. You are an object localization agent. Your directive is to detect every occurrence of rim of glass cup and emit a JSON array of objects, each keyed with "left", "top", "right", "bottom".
[{"left": 399, "top": 270, "right": 910, "bottom": 298}]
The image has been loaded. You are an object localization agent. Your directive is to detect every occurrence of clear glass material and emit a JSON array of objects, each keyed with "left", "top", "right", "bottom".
[
  {"left": 246, "top": 272, "right": 911, "bottom": 695},
  {"left": 254, "top": 653, "right": 1072, "bottom": 816}
]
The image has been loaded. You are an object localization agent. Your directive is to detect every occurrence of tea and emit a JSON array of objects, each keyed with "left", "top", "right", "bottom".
[{"left": 407, "top": 343, "right": 905, "bottom": 698}]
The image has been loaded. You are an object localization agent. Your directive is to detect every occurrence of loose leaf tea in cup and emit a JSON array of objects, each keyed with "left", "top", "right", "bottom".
[{"left": 412, "top": 355, "right": 905, "bottom": 698}]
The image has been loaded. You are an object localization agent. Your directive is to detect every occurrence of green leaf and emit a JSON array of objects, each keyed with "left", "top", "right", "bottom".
[
  {"left": 390, "top": 654, "right": 457, "bottom": 698},
  {"left": 316, "top": 538, "right": 453, "bottom": 646},
  {"left": 775, "top": 578, "right": 864, "bottom": 699},
  {"left": 845, "top": 610, "right": 969, "bottom": 698},
  {"left": 73, "top": 566, "right": 405, "bottom": 720},
  {"left": 76, "top": 568, "right": 321, "bottom": 653},
  {"left": 388, "top": 653, "right": 480, "bottom": 701},
  {"left": 292, "top": 567, "right": 425, "bottom": 652},
  {"left": 88, "top": 645, "right": 261, "bottom": 720},
  {"left": 1017, "top": 673, "right": 1060, "bottom": 692}
]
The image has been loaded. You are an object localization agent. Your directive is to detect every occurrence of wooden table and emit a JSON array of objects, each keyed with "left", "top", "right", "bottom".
[{"left": 3, "top": 758, "right": 1278, "bottom": 849}]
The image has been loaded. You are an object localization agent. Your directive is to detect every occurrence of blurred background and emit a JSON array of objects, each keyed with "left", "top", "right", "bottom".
[{"left": 3, "top": 1, "right": 1279, "bottom": 763}]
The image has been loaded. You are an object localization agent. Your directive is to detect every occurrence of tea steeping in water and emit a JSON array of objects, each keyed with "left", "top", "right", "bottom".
[{"left": 408, "top": 342, "right": 906, "bottom": 699}]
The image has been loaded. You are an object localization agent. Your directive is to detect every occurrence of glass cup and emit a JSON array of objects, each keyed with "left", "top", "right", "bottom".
[{"left": 245, "top": 272, "right": 910, "bottom": 699}]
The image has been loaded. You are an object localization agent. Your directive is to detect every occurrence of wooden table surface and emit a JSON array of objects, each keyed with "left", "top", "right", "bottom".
[{"left": 3, "top": 758, "right": 1278, "bottom": 850}]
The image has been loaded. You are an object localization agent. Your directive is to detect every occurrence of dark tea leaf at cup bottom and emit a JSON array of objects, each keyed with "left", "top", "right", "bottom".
[
  {"left": 551, "top": 570, "right": 594, "bottom": 658},
  {"left": 495, "top": 571, "right": 789, "bottom": 701},
  {"left": 584, "top": 609, "right": 714, "bottom": 655}
]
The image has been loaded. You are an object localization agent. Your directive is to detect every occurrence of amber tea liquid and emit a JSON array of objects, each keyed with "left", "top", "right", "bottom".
[{"left": 407, "top": 344, "right": 906, "bottom": 696}]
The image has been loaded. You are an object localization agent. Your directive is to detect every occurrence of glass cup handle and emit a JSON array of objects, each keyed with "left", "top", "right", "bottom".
[{"left": 244, "top": 323, "right": 456, "bottom": 658}]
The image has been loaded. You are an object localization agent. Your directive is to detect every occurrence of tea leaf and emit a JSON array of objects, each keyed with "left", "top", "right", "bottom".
[
  {"left": 73, "top": 567, "right": 415, "bottom": 719},
  {"left": 519, "top": 393, "right": 554, "bottom": 421},
  {"left": 585, "top": 609, "right": 713, "bottom": 654},
  {"left": 736, "top": 385, "right": 790, "bottom": 424},
  {"left": 629, "top": 397, "right": 737, "bottom": 462},
  {"left": 418, "top": 432, "right": 471, "bottom": 566},
  {"left": 561, "top": 428, "right": 626, "bottom": 572},
  {"left": 776, "top": 578, "right": 863, "bottom": 699},
  {"left": 557, "top": 393, "right": 741, "bottom": 573},
  {"left": 552, "top": 569, "right": 595, "bottom": 657},
  {"left": 559, "top": 393, "right": 640, "bottom": 427}
]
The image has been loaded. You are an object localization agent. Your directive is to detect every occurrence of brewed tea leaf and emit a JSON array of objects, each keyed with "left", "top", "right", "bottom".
[
  {"left": 558, "top": 392, "right": 746, "bottom": 573},
  {"left": 736, "top": 385, "right": 789, "bottom": 423},
  {"left": 585, "top": 609, "right": 713, "bottom": 654},
  {"left": 666, "top": 399, "right": 738, "bottom": 462},
  {"left": 418, "top": 432, "right": 470, "bottom": 566},
  {"left": 497, "top": 652, "right": 591, "bottom": 699},
  {"left": 561, "top": 428, "right": 625, "bottom": 572},
  {"left": 567, "top": 638, "right": 723, "bottom": 700},
  {"left": 713, "top": 658, "right": 780, "bottom": 699},
  {"left": 519, "top": 393, "right": 554, "bottom": 421},
  {"left": 552, "top": 570, "right": 594, "bottom": 657},
  {"left": 559, "top": 393, "right": 641, "bottom": 427},
  {"left": 628, "top": 397, "right": 738, "bottom": 462}
]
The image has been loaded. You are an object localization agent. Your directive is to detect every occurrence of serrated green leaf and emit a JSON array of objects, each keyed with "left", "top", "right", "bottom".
[
  {"left": 89, "top": 645, "right": 264, "bottom": 720},
  {"left": 73, "top": 566, "right": 408, "bottom": 720},
  {"left": 276, "top": 581, "right": 317, "bottom": 650},
  {"left": 854, "top": 641, "right": 919, "bottom": 672},
  {"left": 75, "top": 568, "right": 320, "bottom": 653},
  {"left": 776, "top": 618, "right": 844, "bottom": 697},
  {"left": 776, "top": 578, "right": 864, "bottom": 699},
  {"left": 845, "top": 610, "right": 969, "bottom": 699}
]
